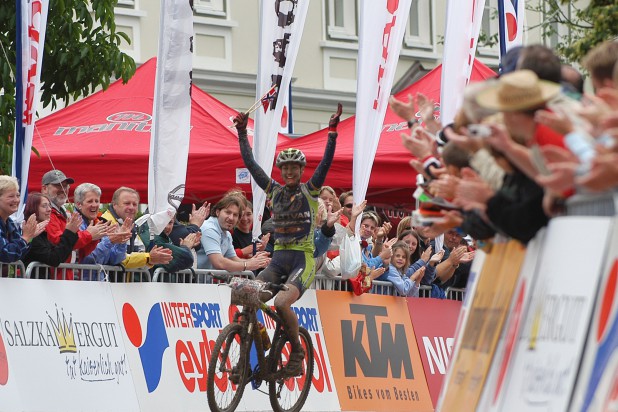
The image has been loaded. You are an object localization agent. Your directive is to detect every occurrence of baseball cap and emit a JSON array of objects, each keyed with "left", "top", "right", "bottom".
[{"left": 42, "top": 170, "right": 75, "bottom": 185}]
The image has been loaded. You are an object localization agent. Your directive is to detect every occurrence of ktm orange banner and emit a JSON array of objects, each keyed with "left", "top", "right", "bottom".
[{"left": 316, "top": 291, "right": 433, "bottom": 412}]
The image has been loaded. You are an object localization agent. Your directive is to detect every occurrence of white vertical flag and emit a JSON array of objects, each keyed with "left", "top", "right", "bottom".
[
  {"left": 147, "top": 0, "right": 193, "bottom": 236},
  {"left": 252, "top": 0, "right": 310, "bottom": 240},
  {"left": 353, "top": 0, "right": 412, "bottom": 232},
  {"left": 12, "top": 0, "right": 49, "bottom": 222},
  {"left": 440, "top": 0, "right": 485, "bottom": 126}
]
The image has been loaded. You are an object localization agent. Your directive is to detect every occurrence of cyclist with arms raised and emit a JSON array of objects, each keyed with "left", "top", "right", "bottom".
[{"left": 234, "top": 103, "right": 342, "bottom": 375}]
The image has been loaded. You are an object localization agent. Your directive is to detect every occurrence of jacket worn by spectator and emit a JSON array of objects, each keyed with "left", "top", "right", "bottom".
[
  {"left": 0, "top": 217, "right": 29, "bottom": 264},
  {"left": 21, "top": 230, "right": 78, "bottom": 270},
  {"left": 152, "top": 232, "right": 193, "bottom": 274},
  {"left": 101, "top": 209, "right": 151, "bottom": 269}
]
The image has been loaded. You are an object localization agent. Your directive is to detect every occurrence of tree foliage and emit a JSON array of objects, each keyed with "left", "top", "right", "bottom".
[
  {"left": 528, "top": 0, "right": 618, "bottom": 64},
  {"left": 0, "top": 0, "right": 135, "bottom": 174}
]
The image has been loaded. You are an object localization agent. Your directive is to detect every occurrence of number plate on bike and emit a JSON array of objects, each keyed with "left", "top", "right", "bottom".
[{"left": 229, "top": 277, "right": 264, "bottom": 306}]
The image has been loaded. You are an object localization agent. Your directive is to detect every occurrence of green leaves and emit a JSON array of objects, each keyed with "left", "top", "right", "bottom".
[{"left": 0, "top": 0, "right": 136, "bottom": 174}]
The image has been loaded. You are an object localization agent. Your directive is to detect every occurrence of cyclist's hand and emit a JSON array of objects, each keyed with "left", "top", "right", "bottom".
[{"left": 328, "top": 103, "right": 343, "bottom": 132}]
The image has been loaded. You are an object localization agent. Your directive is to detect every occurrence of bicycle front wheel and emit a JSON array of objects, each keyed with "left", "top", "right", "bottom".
[
  {"left": 268, "top": 327, "right": 315, "bottom": 412},
  {"left": 207, "top": 323, "right": 249, "bottom": 412}
]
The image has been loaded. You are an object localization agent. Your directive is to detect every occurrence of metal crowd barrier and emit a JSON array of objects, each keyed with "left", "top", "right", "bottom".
[
  {"left": 151, "top": 268, "right": 255, "bottom": 283},
  {"left": 312, "top": 274, "right": 463, "bottom": 299},
  {"left": 0, "top": 261, "right": 27, "bottom": 278},
  {"left": 445, "top": 287, "right": 466, "bottom": 301},
  {"left": 24, "top": 262, "right": 152, "bottom": 282}
]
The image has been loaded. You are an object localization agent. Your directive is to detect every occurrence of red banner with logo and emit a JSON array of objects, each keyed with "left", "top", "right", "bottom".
[{"left": 407, "top": 298, "right": 461, "bottom": 406}]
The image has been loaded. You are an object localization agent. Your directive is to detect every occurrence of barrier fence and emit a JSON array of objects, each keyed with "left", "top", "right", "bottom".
[{"left": 6, "top": 261, "right": 466, "bottom": 301}]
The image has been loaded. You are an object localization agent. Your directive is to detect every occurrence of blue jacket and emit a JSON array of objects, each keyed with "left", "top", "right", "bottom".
[
  {"left": 384, "top": 265, "right": 420, "bottom": 297},
  {"left": 80, "top": 219, "right": 127, "bottom": 280},
  {"left": 0, "top": 217, "right": 29, "bottom": 263}
]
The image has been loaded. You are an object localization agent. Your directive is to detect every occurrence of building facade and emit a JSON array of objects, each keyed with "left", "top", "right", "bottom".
[{"left": 110, "top": 0, "right": 565, "bottom": 135}]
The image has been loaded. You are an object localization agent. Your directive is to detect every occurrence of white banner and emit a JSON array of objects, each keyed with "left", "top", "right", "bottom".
[
  {"left": 353, "top": 0, "right": 412, "bottom": 230},
  {"left": 495, "top": 217, "right": 612, "bottom": 411},
  {"left": 12, "top": 0, "right": 49, "bottom": 222},
  {"left": 252, "top": 0, "right": 310, "bottom": 240},
  {"left": 112, "top": 285, "right": 339, "bottom": 411},
  {"left": 440, "top": 0, "right": 485, "bottom": 126},
  {"left": 148, "top": 0, "right": 194, "bottom": 236},
  {"left": 0, "top": 279, "right": 139, "bottom": 412},
  {"left": 570, "top": 217, "right": 618, "bottom": 412}
]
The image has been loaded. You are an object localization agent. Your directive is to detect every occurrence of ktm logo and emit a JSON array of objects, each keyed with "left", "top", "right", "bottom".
[
  {"left": 122, "top": 303, "right": 169, "bottom": 392},
  {"left": 341, "top": 304, "right": 414, "bottom": 379}
]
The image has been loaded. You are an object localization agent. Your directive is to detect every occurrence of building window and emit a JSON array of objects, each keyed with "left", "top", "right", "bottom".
[
  {"left": 194, "top": 0, "right": 227, "bottom": 17},
  {"left": 404, "top": 0, "right": 433, "bottom": 49},
  {"left": 327, "top": 0, "right": 358, "bottom": 41},
  {"left": 116, "top": 0, "right": 135, "bottom": 8}
]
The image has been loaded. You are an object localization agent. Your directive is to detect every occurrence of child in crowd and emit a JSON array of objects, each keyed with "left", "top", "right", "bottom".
[{"left": 383, "top": 241, "right": 427, "bottom": 297}]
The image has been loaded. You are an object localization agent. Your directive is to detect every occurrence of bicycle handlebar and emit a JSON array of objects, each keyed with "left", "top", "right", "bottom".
[{"left": 210, "top": 272, "right": 289, "bottom": 292}]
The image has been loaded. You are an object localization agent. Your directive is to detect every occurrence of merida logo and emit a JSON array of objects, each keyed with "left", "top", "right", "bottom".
[
  {"left": 54, "top": 111, "right": 152, "bottom": 135},
  {"left": 341, "top": 304, "right": 414, "bottom": 379}
]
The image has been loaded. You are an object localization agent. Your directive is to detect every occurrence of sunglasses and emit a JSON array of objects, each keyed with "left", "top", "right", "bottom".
[{"left": 344, "top": 203, "right": 353, "bottom": 208}]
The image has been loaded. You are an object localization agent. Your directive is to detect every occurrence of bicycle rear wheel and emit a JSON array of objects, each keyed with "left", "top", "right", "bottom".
[
  {"left": 207, "top": 323, "right": 249, "bottom": 412},
  {"left": 268, "top": 327, "right": 315, "bottom": 412}
]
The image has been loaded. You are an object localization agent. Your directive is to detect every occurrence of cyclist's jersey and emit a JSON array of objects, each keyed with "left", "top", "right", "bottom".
[
  {"left": 239, "top": 127, "right": 336, "bottom": 292},
  {"left": 265, "top": 180, "right": 318, "bottom": 253}
]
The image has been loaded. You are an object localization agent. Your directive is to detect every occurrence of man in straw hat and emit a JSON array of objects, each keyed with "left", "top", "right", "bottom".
[{"left": 475, "top": 69, "right": 564, "bottom": 180}]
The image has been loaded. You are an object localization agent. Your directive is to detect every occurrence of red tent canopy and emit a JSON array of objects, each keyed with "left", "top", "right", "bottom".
[
  {"left": 279, "top": 59, "right": 496, "bottom": 210},
  {"left": 28, "top": 58, "right": 290, "bottom": 203}
]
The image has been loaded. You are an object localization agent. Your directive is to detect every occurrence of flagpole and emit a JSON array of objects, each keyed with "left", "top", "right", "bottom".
[
  {"left": 287, "top": 82, "right": 293, "bottom": 134},
  {"left": 497, "top": 0, "right": 507, "bottom": 67}
]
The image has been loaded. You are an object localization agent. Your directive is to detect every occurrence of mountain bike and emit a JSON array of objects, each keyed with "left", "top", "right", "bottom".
[{"left": 206, "top": 275, "right": 315, "bottom": 412}]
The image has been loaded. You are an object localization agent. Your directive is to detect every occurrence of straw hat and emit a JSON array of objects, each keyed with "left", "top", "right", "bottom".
[{"left": 476, "top": 70, "right": 561, "bottom": 112}]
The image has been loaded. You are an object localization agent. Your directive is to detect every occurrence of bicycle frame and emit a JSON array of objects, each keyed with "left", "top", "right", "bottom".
[{"left": 232, "top": 300, "right": 286, "bottom": 384}]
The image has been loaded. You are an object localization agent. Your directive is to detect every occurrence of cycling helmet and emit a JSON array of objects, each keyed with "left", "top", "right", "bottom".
[{"left": 276, "top": 148, "right": 306, "bottom": 168}]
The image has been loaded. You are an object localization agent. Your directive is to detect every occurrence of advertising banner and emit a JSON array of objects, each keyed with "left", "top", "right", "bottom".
[
  {"left": 495, "top": 217, "right": 612, "bottom": 412},
  {"left": 0, "top": 279, "right": 139, "bottom": 412},
  {"left": 316, "top": 290, "right": 433, "bottom": 412},
  {"left": 352, "top": 0, "right": 412, "bottom": 226},
  {"left": 438, "top": 239, "right": 526, "bottom": 411},
  {"left": 477, "top": 230, "right": 546, "bottom": 412},
  {"left": 407, "top": 298, "right": 461, "bottom": 406},
  {"left": 13, "top": 0, "right": 49, "bottom": 220},
  {"left": 252, "top": 0, "right": 310, "bottom": 240},
  {"left": 571, "top": 217, "right": 618, "bottom": 411},
  {"left": 147, "top": 0, "right": 194, "bottom": 234},
  {"left": 112, "top": 284, "right": 339, "bottom": 411}
]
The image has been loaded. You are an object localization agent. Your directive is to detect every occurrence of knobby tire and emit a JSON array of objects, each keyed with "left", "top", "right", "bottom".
[
  {"left": 206, "top": 323, "right": 249, "bottom": 412},
  {"left": 268, "top": 327, "right": 315, "bottom": 412}
]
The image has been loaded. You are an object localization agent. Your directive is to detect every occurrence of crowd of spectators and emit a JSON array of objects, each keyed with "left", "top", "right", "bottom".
[{"left": 0, "top": 41, "right": 616, "bottom": 297}]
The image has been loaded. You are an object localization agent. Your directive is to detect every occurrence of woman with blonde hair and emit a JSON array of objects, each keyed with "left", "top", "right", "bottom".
[{"left": 0, "top": 176, "right": 47, "bottom": 264}]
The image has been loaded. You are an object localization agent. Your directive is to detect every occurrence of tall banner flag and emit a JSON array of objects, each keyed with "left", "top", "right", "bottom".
[
  {"left": 252, "top": 0, "right": 310, "bottom": 240},
  {"left": 440, "top": 0, "right": 485, "bottom": 126},
  {"left": 353, "top": 0, "right": 412, "bottom": 230},
  {"left": 497, "top": 0, "right": 525, "bottom": 63},
  {"left": 12, "top": 0, "right": 49, "bottom": 221},
  {"left": 146, "top": 0, "right": 194, "bottom": 236}
]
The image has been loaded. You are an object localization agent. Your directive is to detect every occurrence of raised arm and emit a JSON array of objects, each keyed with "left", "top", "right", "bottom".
[
  {"left": 309, "top": 103, "right": 342, "bottom": 189},
  {"left": 234, "top": 112, "right": 272, "bottom": 190}
]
